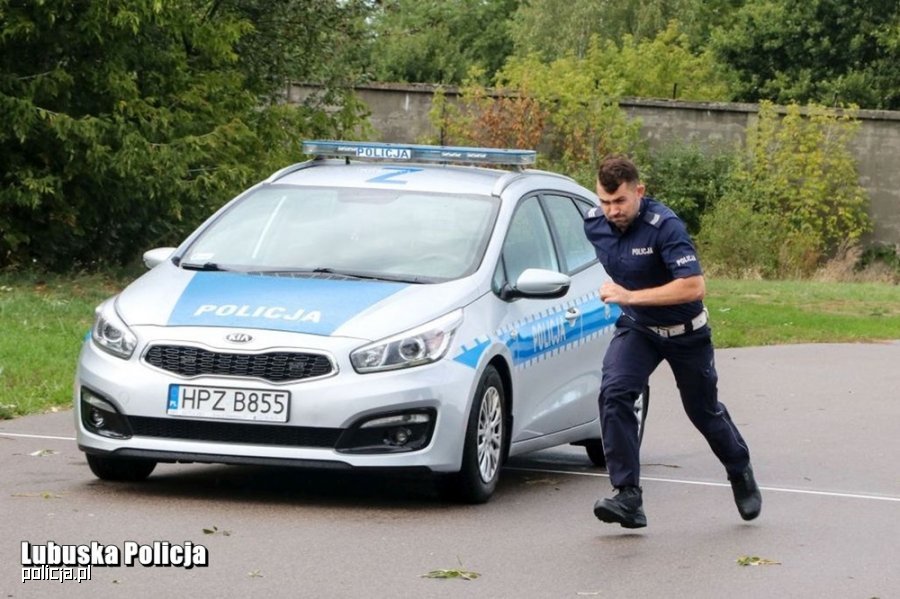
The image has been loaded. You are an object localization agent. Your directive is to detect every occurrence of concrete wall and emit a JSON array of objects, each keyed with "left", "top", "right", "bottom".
[
  {"left": 290, "top": 83, "right": 900, "bottom": 247},
  {"left": 618, "top": 98, "right": 900, "bottom": 248}
]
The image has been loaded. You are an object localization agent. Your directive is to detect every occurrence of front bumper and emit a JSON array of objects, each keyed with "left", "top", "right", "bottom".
[{"left": 74, "top": 330, "right": 477, "bottom": 473}]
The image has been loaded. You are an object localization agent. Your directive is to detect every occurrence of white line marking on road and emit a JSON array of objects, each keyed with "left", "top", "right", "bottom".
[
  {"left": 506, "top": 466, "right": 900, "bottom": 503},
  {"left": 5, "top": 431, "right": 898, "bottom": 503},
  {"left": 0, "top": 432, "right": 76, "bottom": 441}
]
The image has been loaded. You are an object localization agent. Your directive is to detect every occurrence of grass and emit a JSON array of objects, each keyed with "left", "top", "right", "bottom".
[
  {"left": 706, "top": 279, "right": 900, "bottom": 347},
  {"left": 1, "top": 272, "right": 899, "bottom": 418},
  {"left": 0, "top": 272, "right": 129, "bottom": 419}
]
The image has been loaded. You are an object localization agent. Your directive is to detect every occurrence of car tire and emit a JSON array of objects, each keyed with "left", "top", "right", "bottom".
[
  {"left": 86, "top": 454, "right": 157, "bottom": 482},
  {"left": 439, "top": 365, "right": 506, "bottom": 504},
  {"left": 583, "top": 438, "right": 607, "bottom": 468},
  {"left": 583, "top": 385, "right": 650, "bottom": 468}
]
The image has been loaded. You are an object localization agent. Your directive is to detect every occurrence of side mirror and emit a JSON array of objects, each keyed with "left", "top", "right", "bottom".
[
  {"left": 142, "top": 247, "right": 176, "bottom": 270},
  {"left": 500, "top": 268, "right": 571, "bottom": 301}
]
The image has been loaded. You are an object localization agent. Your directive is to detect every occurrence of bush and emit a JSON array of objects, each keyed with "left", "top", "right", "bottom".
[
  {"left": 695, "top": 188, "right": 780, "bottom": 278},
  {"left": 429, "top": 60, "right": 643, "bottom": 189},
  {"left": 643, "top": 143, "right": 737, "bottom": 235},
  {"left": 699, "top": 101, "right": 871, "bottom": 278},
  {"left": 860, "top": 243, "right": 900, "bottom": 273},
  {"left": 856, "top": 243, "right": 900, "bottom": 283}
]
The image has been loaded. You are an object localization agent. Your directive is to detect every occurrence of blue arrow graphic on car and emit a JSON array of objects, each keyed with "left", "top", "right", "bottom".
[{"left": 454, "top": 338, "right": 491, "bottom": 368}]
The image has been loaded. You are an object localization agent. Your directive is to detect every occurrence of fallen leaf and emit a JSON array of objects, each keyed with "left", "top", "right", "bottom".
[
  {"left": 30, "top": 449, "right": 59, "bottom": 457},
  {"left": 13, "top": 491, "right": 63, "bottom": 499},
  {"left": 421, "top": 569, "right": 480, "bottom": 581},
  {"left": 737, "top": 555, "right": 781, "bottom": 566},
  {"left": 248, "top": 569, "right": 263, "bottom": 578}
]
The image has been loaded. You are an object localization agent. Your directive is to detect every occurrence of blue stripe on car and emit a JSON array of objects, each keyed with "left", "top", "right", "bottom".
[
  {"left": 366, "top": 167, "right": 424, "bottom": 184},
  {"left": 454, "top": 294, "right": 620, "bottom": 368},
  {"left": 167, "top": 272, "right": 407, "bottom": 335}
]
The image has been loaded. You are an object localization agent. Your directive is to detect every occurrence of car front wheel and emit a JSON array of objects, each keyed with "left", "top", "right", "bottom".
[
  {"left": 86, "top": 454, "right": 157, "bottom": 482},
  {"left": 440, "top": 366, "right": 506, "bottom": 504}
]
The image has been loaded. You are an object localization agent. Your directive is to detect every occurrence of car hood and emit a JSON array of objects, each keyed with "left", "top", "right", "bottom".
[{"left": 116, "top": 264, "right": 484, "bottom": 341}]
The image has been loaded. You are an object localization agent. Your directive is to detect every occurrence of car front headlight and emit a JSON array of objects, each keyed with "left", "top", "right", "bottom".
[
  {"left": 91, "top": 299, "right": 137, "bottom": 359},
  {"left": 350, "top": 310, "right": 463, "bottom": 373}
]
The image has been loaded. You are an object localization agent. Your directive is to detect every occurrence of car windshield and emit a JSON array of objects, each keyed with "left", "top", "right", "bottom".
[{"left": 181, "top": 185, "right": 500, "bottom": 283}]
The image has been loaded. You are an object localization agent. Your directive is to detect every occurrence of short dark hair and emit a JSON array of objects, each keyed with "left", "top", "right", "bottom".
[{"left": 597, "top": 156, "right": 640, "bottom": 193}]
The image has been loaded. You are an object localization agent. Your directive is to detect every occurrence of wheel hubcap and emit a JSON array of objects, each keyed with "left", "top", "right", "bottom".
[{"left": 476, "top": 386, "right": 503, "bottom": 483}]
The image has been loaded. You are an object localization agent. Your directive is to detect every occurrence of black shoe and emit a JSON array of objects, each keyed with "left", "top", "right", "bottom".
[
  {"left": 593, "top": 486, "right": 647, "bottom": 529},
  {"left": 729, "top": 465, "right": 762, "bottom": 521}
]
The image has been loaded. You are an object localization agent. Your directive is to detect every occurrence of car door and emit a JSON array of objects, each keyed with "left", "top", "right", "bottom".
[
  {"left": 495, "top": 194, "right": 615, "bottom": 445},
  {"left": 540, "top": 193, "right": 617, "bottom": 426}
]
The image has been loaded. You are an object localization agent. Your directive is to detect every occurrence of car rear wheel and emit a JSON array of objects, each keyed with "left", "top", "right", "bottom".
[
  {"left": 439, "top": 366, "right": 506, "bottom": 504},
  {"left": 86, "top": 454, "right": 157, "bottom": 482},
  {"left": 583, "top": 385, "right": 650, "bottom": 468}
]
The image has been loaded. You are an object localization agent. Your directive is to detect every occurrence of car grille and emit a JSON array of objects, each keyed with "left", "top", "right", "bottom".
[
  {"left": 143, "top": 345, "right": 334, "bottom": 383},
  {"left": 128, "top": 416, "right": 342, "bottom": 447}
]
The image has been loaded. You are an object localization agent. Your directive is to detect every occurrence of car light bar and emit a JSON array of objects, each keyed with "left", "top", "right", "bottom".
[{"left": 302, "top": 140, "right": 536, "bottom": 166}]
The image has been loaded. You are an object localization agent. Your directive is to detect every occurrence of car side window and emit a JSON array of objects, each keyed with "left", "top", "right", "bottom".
[
  {"left": 542, "top": 194, "right": 598, "bottom": 273},
  {"left": 501, "top": 196, "right": 559, "bottom": 284}
]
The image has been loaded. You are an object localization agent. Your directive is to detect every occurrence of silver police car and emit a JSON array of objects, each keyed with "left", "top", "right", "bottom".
[{"left": 75, "top": 140, "right": 646, "bottom": 503}]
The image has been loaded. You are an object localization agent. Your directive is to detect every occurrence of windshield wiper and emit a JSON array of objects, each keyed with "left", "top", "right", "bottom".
[
  {"left": 250, "top": 267, "right": 426, "bottom": 284},
  {"left": 312, "top": 268, "right": 430, "bottom": 283},
  {"left": 181, "top": 262, "right": 230, "bottom": 272}
]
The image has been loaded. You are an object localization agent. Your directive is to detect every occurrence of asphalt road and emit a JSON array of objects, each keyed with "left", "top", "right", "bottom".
[{"left": 2, "top": 343, "right": 899, "bottom": 599}]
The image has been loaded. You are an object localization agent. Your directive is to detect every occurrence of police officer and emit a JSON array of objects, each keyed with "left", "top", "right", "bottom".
[{"left": 584, "top": 156, "right": 761, "bottom": 529}]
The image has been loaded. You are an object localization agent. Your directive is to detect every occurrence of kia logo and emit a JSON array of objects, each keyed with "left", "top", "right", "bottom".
[{"left": 225, "top": 332, "right": 253, "bottom": 343}]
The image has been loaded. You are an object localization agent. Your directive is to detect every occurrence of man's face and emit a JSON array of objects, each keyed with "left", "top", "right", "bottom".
[{"left": 596, "top": 180, "right": 644, "bottom": 231}]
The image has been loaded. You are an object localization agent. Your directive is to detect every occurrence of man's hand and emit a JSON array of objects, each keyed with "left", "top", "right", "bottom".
[
  {"left": 600, "top": 281, "right": 634, "bottom": 305},
  {"left": 599, "top": 275, "right": 705, "bottom": 307}
]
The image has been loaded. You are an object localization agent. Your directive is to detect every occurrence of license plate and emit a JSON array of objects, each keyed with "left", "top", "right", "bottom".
[{"left": 167, "top": 384, "right": 290, "bottom": 423}]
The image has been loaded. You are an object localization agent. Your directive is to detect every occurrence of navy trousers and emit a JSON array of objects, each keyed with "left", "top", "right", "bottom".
[{"left": 600, "top": 316, "right": 751, "bottom": 488}]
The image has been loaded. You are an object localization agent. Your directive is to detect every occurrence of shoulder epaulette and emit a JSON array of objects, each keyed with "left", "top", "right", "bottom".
[{"left": 643, "top": 210, "right": 667, "bottom": 228}]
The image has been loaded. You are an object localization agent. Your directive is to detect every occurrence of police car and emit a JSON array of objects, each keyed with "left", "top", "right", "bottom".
[{"left": 75, "top": 140, "right": 647, "bottom": 503}]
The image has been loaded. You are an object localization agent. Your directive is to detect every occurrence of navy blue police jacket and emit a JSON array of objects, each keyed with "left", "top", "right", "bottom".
[{"left": 584, "top": 196, "right": 704, "bottom": 327}]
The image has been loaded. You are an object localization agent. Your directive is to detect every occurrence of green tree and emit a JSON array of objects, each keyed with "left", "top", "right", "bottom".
[
  {"left": 590, "top": 21, "right": 732, "bottom": 101},
  {"left": 495, "top": 54, "right": 644, "bottom": 186},
  {"left": 432, "top": 57, "right": 643, "bottom": 189},
  {"left": 0, "top": 0, "right": 368, "bottom": 270},
  {"left": 712, "top": 0, "right": 900, "bottom": 109},
  {"left": 365, "top": 0, "right": 517, "bottom": 84},
  {"left": 218, "top": 0, "right": 373, "bottom": 98},
  {"left": 508, "top": 0, "right": 745, "bottom": 61}
]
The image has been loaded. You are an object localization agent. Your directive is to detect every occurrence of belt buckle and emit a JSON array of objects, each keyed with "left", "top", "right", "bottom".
[
  {"left": 651, "top": 323, "right": 684, "bottom": 337},
  {"left": 668, "top": 324, "right": 686, "bottom": 337},
  {"left": 651, "top": 310, "right": 706, "bottom": 338},
  {"left": 690, "top": 309, "right": 709, "bottom": 331}
]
